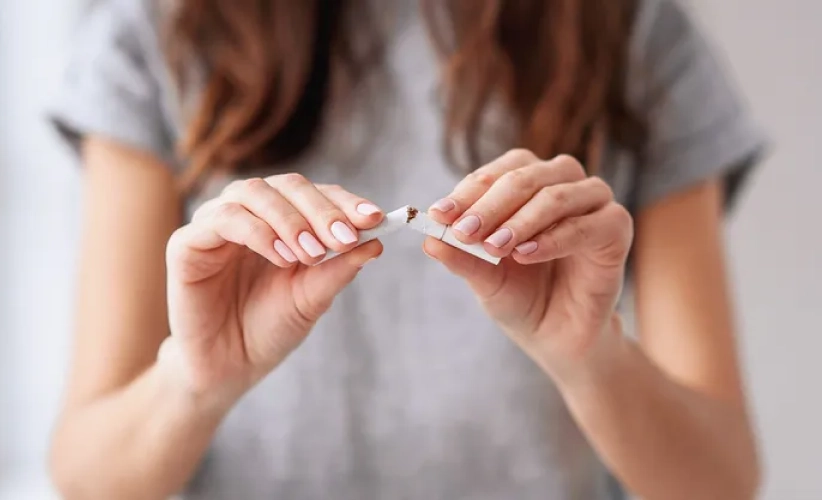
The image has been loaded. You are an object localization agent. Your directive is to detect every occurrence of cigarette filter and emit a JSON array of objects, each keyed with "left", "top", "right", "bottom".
[
  {"left": 407, "top": 211, "right": 502, "bottom": 265},
  {"left": 316, "top": 205, "right": 414, "bottom": 264}
]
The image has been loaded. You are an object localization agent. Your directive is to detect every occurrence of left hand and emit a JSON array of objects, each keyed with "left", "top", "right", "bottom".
[{"left": 424, "top": 150, "right": 634, "bottom": 379}]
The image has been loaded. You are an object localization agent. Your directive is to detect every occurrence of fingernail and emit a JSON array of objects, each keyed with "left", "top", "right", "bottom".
[
  {"left": 515, "top": 241, "right": 539, "bottom": 255},
  {"left": 430, "top": 198, "right": 456, "bottom": 213},
  {"left": 331, "top": 221, "right": 358, "bottom": 245},
  {"left": 274, "top": 240, "right": 298, "bottom": 263},
  {"left": 356, "top": 203, "right": 381, "bottom": 216},
  {"left": 453, "top": 215, "right": 480, "bottom": 236},
  {"left": 485, "top": 228, "right": 513, "bottom": 248},
  {"left": 298, "top": 232, "right": 326, "bottom": 257}
]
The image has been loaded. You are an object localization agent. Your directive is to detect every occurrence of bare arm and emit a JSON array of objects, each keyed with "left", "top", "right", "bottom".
[
  {"left": 49, "top": 135, "right": 386, "bottom": 499},
  {"left": 555, "top": 180, "right": 760, "bottom": 499},
  {"left": 49, "top": 137, "right": 230, "bottom": 499}
]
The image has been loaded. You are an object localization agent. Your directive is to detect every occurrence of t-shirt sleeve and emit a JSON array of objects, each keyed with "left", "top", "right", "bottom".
[
  {"left": 627, "top": 0, "right": 769, "bottom": 211},
  {"left": 47, "top": 0, "right": 175, "bottom": 164}
]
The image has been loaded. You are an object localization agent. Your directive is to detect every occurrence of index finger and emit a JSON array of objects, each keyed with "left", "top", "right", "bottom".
[
  {"left": 427, "top": 149, "right": 540, "bottom": 224},
  {"left": 316, "top": 184, "right": 385, "bottom": 230}
]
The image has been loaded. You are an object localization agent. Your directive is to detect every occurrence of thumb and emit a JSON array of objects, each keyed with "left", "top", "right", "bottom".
[
  {"left": 294, "top": 240, "right": 383, "bottom": 320},
  {"left": 422, "top": 237, "right": 505, "bottom": 298}
]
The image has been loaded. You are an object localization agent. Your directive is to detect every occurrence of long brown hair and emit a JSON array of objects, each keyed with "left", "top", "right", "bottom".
[{"left": 164, "top": 0, "right": 643, "bottom": 192}]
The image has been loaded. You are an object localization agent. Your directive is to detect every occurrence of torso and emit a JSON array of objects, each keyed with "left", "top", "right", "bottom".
[
  {"left": 48, "top": 0, "right": 764, "bottom": 494},
  {"left": 156, "top": 3, "right": 636, "bottom": 499}
]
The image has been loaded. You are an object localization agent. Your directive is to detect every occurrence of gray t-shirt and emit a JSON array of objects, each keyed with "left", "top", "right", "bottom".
[{"left": 49, "top": 1, "right": 767, "bottom": 498}]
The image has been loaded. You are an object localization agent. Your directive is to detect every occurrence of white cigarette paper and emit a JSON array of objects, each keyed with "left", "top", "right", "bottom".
[
  {"left": 407, "top": 211, "right": 502, "bottom": 265},
  {"left": 316, "top": 205, "right": 414, "bottom": 264},
  {"left": 315, "top": 204, "right": 501, "bottom": 266}
]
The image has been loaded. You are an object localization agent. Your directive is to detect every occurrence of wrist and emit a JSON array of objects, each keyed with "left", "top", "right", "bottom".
[
  {"left": 155, "top": 337, "right": 244, "bottom": 418},
  {"left": 540, "top": 313, "right": 634, "bottom": 393}
]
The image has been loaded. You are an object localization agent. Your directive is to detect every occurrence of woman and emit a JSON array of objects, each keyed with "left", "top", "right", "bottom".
[{"left": 48, "top": 0, "right": 766, "bottom": 498}]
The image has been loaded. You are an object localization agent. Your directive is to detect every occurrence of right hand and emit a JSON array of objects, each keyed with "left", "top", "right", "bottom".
[{"left": 160, "top": 174, "right": 384, "bottom": 404}]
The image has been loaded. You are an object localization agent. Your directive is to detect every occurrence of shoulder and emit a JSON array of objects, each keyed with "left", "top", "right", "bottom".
[
  {"left": 630, "top": 0, "right": 695, "bottom": 49},
  {"left": 58, "top": 0, "right": 169, "bottom": 97},
  {"left": 76, "top": 0, "right": 168, "bottom": 68},
  {"left": 49, "top": 0, "right": 182, "bottom": 166},
  {"left": 626, "top": 0, "right": 714, "bottom": 104},
  {"left": 621, "top": 0, "right": 768, "bottom": 213}
]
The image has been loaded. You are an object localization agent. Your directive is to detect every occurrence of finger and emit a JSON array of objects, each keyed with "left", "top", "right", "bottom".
[
  {"left": 448, "top": 157, "right": 590, "bottom": 244},
  {"left": 482, "top": 177, "right": 614, "bottom": 255},
  {"left": 266, "top": 174, "right": 360, "bottom": 253},
  {"left": 422, "top": 237, "right": 501, "bottom": 287},
  {"left": 428, "top": 148, "right": 541, "bottom": 224},
  {"left": 190, "top": 198, "right": 221, "bottom": 223},
  {"left": 511, "top": 203, "right": 633, "bottom": 265},
  {"left": 316, "top": 184, "right": 385, "bottom": 229},
  {"left": 221, "top": 177, "right": 325, "bottom": 264},
  {"left": 297, "top": 240, "right": 384, "bottom": 321},
  {"left": 166, "top": 202, "right": 291, "bottom": 281}
]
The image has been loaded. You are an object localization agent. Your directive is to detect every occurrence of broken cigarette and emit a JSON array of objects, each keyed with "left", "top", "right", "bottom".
[
  {"left": 316, "top": 205, "right": 501, "bottom": 265},
  {"left": 316, "top": 205, "right": 415, "bottom": 264},
  {"left": 406, "top": 210, "right": 502, "bottom": 265}
]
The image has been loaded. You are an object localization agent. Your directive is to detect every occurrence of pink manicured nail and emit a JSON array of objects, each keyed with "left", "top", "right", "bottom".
[
  {"left": 453, "top": 215, "right": 480, "bottom": 236},
  {"left": 330, "top": 221, "right": 358, "bottom": 245},
  {"left": 430, "top": 198, "right": 456, "bottom": 213},
  {"left": 515, "top": 241, "right": 539, "bottom": 255},
  {"left": 356, "top": 203, "right": 381, "bottom": 216},
  {"left": 485, "top": 228, "right": 513, "bottom": 248},
  {"left": 298, "top": 232, "right": 326, "bottom": 257},
  {"left": 274, "top": 240, "right": 298, "bottom": 263}
]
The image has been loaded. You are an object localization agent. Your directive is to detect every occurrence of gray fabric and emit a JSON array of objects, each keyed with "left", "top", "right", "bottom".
[
  {"left": 48, "top": 0, "right": 766, "bottom": 498},
  {"left": 624, "top": 0, "right": 767, "bottom": 211}
]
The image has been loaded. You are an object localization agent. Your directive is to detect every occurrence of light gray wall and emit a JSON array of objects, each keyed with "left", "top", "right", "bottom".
[
  {"left": 0, "top": 0, "right": 819, "bottom": 498},
  {"left": 688, "top": 0, "right": 822, "bottom": 498},
  {"left": 0, "top": 0, "right": 80, "bottom": 497}
]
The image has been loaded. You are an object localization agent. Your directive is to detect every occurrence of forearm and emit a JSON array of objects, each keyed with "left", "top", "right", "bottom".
[
  {"left": 50, "top": 361, "right": 232, "bottom": 500},
  {"left": 553, "top": 335, "right": 759, "bottom": 500}
]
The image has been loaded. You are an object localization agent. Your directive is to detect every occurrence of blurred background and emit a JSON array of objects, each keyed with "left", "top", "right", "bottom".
[{"left": 0, "top": 0, "right": 819, "bottom": 498}]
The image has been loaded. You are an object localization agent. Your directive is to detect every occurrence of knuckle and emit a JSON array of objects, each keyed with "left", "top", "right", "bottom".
[
  {"left": 278, "top": 172, "right": 308, "bottom": 187},
  {"left": 502, "top": 168, "right": 533, "bottom": 192},
  {"left": 606, "top": 202, "right": 632, "bottom": 226},
  {"left": 214, "top": 202, "right": 243, "bottom": 222},
  {"left": 553, "top": 153, "right": 578, "bottom": 165},
  {"left": 542, "top": 185, "right": 570, "bottom": 209},
  {"left": 247, "top": 219, "right": 272, "bottom": 242},
  {"left": 281, "top": 210, "right": 310, "bottom": 236},
  {"left": 588, "top": 176, "right": 614, "bottom": 199},
  {"left": 606, "top": 203, "right": 634, "bottom": 243},
  {"left": 467, "top": 170, "right": 497, "bottom": 189},
  {"left": 506, "top": 148, "right": 538, "bottom": 165},
  {"left": 554, "top": 154, "right": 586, "bottom": 179},
  {"left": 317, "top": 206, "right": 345, "bottom": 224},
  {"left": 259, "top": 198, "right": 285, "bottom": 222},
  {"left": 243, "top": 177, "right": 268, "bottom": 191}
]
